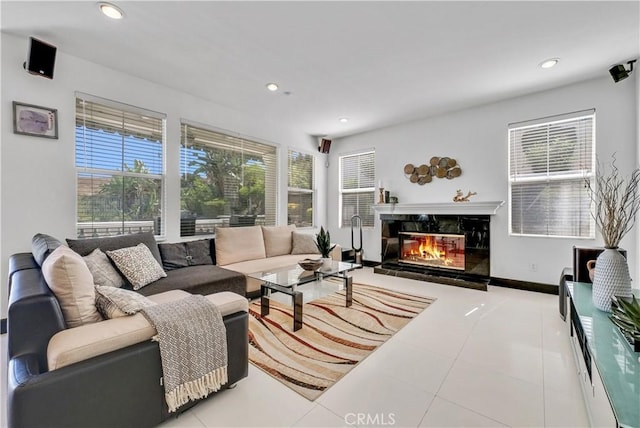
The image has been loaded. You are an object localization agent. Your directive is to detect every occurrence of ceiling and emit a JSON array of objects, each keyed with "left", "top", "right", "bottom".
[{"left": 2, "top": 1, "right": 639, "bottom": 139}]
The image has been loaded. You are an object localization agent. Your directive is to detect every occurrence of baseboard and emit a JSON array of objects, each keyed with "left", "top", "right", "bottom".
[
  {"left": 489, "top": 277, "right": 558, "bottom": 295},
  {"left": 1, "top": 318, "right": 6, "bottom": 334}
]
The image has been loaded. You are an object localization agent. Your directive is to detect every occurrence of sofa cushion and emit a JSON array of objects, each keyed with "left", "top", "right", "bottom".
[
  {"left": 67, "top": 231, "right": 162, "bottom": 265},
  {"left": 32, "top": 233, "right": 63, "bottom": 267},
  {"left": 136, "top": 265, "right": 246, "bottom": 297},
  {"left": 291, "top": 231, "right": 320, "bottom": 255},
  {"left": 47, "top": 290, "right": 248, "bottom": 370},
  {"left": 215, "top": 225, "right": 266, "bottom": 265},
  {"left": 83, "top": 248, "right": 125, "bottom": 288},
  {"left": 42, "top": 246, "right": 103, "bottom": 328},
  {"left": 47, "top": 312, "right": 156, "bottom": 370},
  {"left": 106, "top": 244, "right": 167, "bottom": 290},
  {"left": 158, "top": 239, "right": 213, "bottom": 271},
  {"left": 262, "top": 225, "right": 296, "bottom": 257},
  {"left": 95, "top": 285, "right": 157, "bottom": 319}
]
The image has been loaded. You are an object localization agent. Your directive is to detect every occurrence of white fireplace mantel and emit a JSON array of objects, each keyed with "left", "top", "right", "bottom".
[{"left": 372, "top": 201, "right": 505, "bottom": 216}]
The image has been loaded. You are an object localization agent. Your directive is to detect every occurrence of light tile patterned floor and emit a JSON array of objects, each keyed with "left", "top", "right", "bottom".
[{"left": 1, "top": 268, "right": 588, "bottom": 427}]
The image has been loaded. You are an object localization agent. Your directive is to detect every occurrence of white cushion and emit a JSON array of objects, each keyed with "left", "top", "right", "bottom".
[
  {"left": 291, "top": 231, "right": 320, "bottom": 255},
  {"left": 107, "top": 243, "right": 167, "bottom": 290},
  {"left": 47, "top": 290, "right": 248, "bottom": 370},
  {"left": 262, "top": 225, "right": 295, "bottom": 257},
  {"left": 215, "top": 225, "right": 266, "bottom": 265},
  {"left": 42, "top": 246, "right": 103, "bottom": 328}
]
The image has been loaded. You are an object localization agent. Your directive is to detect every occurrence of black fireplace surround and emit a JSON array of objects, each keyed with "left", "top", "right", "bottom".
[{"left": 379, "top": 214, "right": 490, "bottom": 288}]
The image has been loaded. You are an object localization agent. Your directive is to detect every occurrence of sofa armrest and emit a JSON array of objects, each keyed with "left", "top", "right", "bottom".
[
  {"left": 10, "top": 354, "right": 43, "bottom": 386},
  {"left": 8, "top": 259, "right": 66, "bottom": 371},
  {"left": 8, "top": 341, "right": 166, "bottom": 428}
]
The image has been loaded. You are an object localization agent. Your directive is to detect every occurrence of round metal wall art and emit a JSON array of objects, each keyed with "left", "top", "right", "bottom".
[{"left": 403, "top": 157, "right": 462, "bottom": 185}]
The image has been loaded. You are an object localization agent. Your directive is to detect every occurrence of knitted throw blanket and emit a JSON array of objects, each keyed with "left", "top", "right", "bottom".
[{"left": 141, "top": 295, "right": 228, "bottom": 413}]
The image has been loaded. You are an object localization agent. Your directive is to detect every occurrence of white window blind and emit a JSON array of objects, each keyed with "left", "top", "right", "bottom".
[
  {"left": 180, "top": 123, "right": 277, "bottom": 236},
  {"left": 75, "top": 94, "right": 165, "bottom": 238},
  {"left": 509, "top": 110, "right": 595, "bottom": 238},
  {"left": 339, "top": 151, "right": 375, "bottom": 228},
  {"left": 288, "top": 150, "right": 314, "bottom": 227}
]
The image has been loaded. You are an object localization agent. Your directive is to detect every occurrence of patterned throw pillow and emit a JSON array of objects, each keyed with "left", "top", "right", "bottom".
[
  {"left": 106, "top": 243, "right": 167, "bottom": 290},
  {"left": 83, "top": 248, "right": 125, "bottom": 288},
  {"left": 94, "top": 285, "right": 156, "bottom": 319},
  {"left": 291, "top": 231, "right": 320, "bottom": 255}
]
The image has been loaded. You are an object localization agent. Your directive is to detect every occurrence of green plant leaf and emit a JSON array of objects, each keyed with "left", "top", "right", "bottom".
[{"left": 615, "top": 296, "right": 640, "bottom": 323}]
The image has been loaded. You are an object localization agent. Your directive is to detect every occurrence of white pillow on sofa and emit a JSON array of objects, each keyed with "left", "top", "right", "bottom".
[
  {"left": 291, "top": 231, "right": 321, "bottom": 255},
  {"left": 261, "top": 225, "right": 296, "bottom": 257},
  {"left": 106, "top": 243, "right": 167, "bottom": 290},
  {"left": 215, "top": 225, "right": 266, "bottom": 265},
  {"left": 42, "top": 246, "right": 104, "bottom": 327}
]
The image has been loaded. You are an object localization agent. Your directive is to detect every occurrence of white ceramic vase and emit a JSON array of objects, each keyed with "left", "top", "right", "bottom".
[
  {"left": 322, "top": 257, "right": 332, "bottom": 268},
  {"left": 592, "top": 248, "right": 633, "bottom": 312}
]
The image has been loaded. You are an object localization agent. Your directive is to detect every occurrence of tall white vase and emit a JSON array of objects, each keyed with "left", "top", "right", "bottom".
[{"left": 592, "top": 248, "right": 633, "bottom": 312}]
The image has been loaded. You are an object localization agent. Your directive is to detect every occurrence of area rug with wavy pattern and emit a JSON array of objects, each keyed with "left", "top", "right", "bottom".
[{"left": 248, "top": 281, "right": 436, "bottom": 400}]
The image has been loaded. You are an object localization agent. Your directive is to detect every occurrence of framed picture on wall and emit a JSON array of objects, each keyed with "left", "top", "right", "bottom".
[{"left": 12, "top": 101, "right": 58, "bottom": 139}]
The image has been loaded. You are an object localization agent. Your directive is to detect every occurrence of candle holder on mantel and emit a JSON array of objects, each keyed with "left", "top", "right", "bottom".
[{"left": 377, "top": 180, "right": 385, "bottom": 204}]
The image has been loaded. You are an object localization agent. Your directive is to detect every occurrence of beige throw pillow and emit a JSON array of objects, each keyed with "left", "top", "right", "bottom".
[
  {"left": 215, "top": 225, "right": 266, "bottom": 265},
  {"left": 106, "top": 243, "right": 167, "bottom": 290},
  {"left": 291, "top": 231, "right": 320, "bottom": 255},
  {"left": 83, "top": 248, "right": 124, "bottom": 288},
  {"left": 42, "top": 246, "right": 103, "bottom": 327},
  {"left": 95, "top": 285, "right": 156, "bottom": 319},
  {"left": 262, "top": 225, "right": 296, "bottom": 257}
]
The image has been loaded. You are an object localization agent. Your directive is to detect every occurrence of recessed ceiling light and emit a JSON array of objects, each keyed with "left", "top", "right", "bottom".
[
  {"left": 540, "top": 58, "right": 559, "bottom": 69},
  {"left": 266, "top": 83, "right": 279, "bottom": 91},
  {"left": 339, "top": 117, "right": 349, "bottom": 123},
  {"left": 98, "top": 2, "right": 124, "bottom": 19}
]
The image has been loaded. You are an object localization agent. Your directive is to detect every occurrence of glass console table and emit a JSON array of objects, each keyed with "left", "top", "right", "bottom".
[{"left": 567, "top": 280, "right": 640, "bottom": 428}]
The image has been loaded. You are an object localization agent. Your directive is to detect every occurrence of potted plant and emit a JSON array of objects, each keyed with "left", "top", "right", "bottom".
[
  {"left": 610, "top": 295, "right": 640, "bottom": 352},
  {"left": 315, "top": 226, "right": 336, "bottom": 267},
  {"left": 585, "top": 155, "right": 640, "bottom": 311}
]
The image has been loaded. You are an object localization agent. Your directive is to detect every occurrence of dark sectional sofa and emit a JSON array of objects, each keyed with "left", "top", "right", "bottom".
[
  {"left": 65, "top": 231, "right": 247, "bottom": 296},
  {"left": 7, "top": 232, "right": 249, "bottom": 428}
]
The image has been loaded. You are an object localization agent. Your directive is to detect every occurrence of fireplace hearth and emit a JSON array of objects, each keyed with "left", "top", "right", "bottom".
[{"left": 376, "top": 213, "right": 491, "bottom": 290}]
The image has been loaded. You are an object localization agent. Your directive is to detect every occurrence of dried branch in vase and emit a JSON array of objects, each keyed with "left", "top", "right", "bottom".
[{"left": 585, "top": 155, "right": 640, "bottom": 248}]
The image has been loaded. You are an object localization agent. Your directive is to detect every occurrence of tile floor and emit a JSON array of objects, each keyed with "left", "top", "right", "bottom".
[{"left": 1, "top": 268, "right": 589, "bottom": 427}]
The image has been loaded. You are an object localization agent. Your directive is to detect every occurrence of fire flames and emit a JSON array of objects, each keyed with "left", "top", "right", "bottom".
[{"left": 403, "top": 236, "right": 453, "bottom": 266}]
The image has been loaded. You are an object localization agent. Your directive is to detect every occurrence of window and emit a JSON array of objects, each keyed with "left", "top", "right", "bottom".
[
  {"left": 180, "top": 122, "right": 277, "bottom": 236},
  {"left": 75, "top": 94, "right": 165, "bottom": 238},
  {"left": 509, "top": 110, "right": 595, "bottom": 238},
  {"left": 288, "top": 150, "right": 314, "bottom": 227},
  {"left": 339, "top": 150, "right": 375, "bottom": 228}
]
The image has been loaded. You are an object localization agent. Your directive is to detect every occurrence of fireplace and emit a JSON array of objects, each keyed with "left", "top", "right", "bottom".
[
  {"left": 399, "top": 232, "right": 465, "bottom": 270},
  {"left": 377, "top": 213, "right": 491, "bottom": 290}
]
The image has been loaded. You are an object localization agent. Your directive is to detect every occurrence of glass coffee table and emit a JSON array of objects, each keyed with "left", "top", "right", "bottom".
[{"left": 248, "top": 261, "right": 361, "bottom": 331}]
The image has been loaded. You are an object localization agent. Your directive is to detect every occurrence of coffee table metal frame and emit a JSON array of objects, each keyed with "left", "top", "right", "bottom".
[{"left": 249, "top": 261, "right": 360, "bottom": 331}]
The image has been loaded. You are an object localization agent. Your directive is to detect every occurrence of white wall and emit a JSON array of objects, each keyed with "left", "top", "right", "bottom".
[
  {"left": 327, "top": 76, "right": 639, "bottom": 287},
  {"left": 0, "top": 33, "right": 325, "bottom": 319}
]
